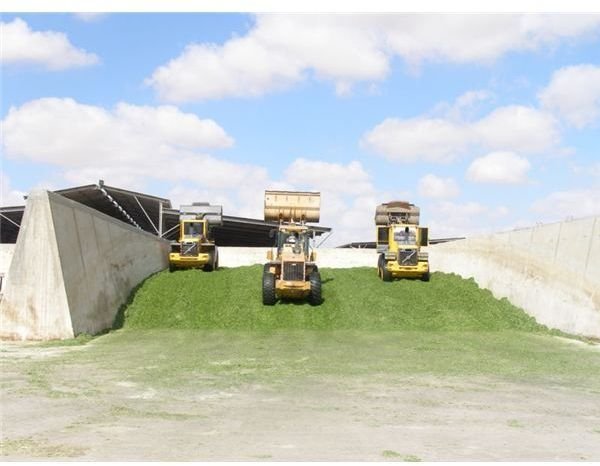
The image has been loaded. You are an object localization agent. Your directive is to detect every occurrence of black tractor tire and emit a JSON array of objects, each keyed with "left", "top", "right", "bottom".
[
  {"left": 308, "top": 272, "right": 322, "bottom": 306},
  {"left": 378, "top": 255, "right": 393, "bottom": 282},
  {"left": 213, "top": 249, "right": 219, "bottom": 270},
  {"left": 421, "top": 271, "right": 430, "bottom": 282},
  {"left": 169, "top": 263, "right": 176, "bottom": 273},
  {"left": 262, "top": 272, "right": 277, "bottom": 305},
  {"left": 204, "top": 252, "right": 215, "bottom": 272}
]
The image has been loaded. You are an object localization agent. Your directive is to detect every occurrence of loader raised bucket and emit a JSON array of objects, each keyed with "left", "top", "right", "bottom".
[
  {"left": 180, "top": 203, "right": 223, "bottom": 225},
  {"left": 375, "top": 201, "right": 420, "bottom": 225},
  {"left": 264, "top": 190, "right": 321, "bottom": 223}
]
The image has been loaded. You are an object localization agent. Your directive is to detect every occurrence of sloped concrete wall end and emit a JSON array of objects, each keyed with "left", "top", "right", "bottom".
[
  {"left": 0, "top": 190, "right": 74, "bottom": 340},
  {"left": 0, "top": 189, "right": 170, "bottom": 340}
]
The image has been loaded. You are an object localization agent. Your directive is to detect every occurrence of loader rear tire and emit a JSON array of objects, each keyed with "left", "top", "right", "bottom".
[
  {"left": 308, "top": 272, "right": 322, "bottom": 306},
  {"left": 262, "top": 272, "right": 277, "bottom": 305},
  {"left": 421, "top": 271, "right": 430, "bottom": 282}
]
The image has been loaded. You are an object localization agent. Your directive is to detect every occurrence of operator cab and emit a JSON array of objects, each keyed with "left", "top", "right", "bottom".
[
  {"left": 182, "top": 220, "right": 205, "bottom": 239},
  {"left": 277, "top": 231, "right": 309, "bottom": 255},
  {"left": 393, "top": 225, "right": 417, "bottom": 245}
]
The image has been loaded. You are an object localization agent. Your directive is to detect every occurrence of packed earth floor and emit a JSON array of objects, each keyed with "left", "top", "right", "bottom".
[{"left": 1, "top": 267, "right": 599, "bottom": 461}]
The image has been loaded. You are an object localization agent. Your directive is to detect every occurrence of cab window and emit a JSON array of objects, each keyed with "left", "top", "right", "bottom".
[
  {"left": 183, "top": 222, "right": 203, "bottom": 237},
  {"left": 394, "top": 226, "right": 416, "bottom": 245}
]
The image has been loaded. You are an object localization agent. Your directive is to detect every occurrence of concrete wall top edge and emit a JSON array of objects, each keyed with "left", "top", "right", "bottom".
[
  {"left": 463, "top": 215, "right": 599, "bottom": 239},
  {"left": 40, "top": 189, "right": 169, "bottom": 244}
]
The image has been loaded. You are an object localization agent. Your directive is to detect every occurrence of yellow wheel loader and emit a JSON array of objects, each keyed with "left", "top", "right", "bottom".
[
  {"left": 262, "top": 190, "right": 322, "bottom": 305},
  {"left": 169, "top": 203, "right": 222, "bottom": 272},
  {"left": 375, "top": 201, "right": 430, "bottom": 282}
]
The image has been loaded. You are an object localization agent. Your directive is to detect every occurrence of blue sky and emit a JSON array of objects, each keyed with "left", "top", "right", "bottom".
[{"left": 1, "top": 13, "right": 599, "bottom": 244}]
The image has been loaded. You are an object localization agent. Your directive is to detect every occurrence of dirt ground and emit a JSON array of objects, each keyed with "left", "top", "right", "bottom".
[{"left": 1, "top": 333, "right": 600, "bottom": 461}]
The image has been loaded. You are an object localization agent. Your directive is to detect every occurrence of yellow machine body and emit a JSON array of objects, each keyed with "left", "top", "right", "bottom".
[
  {"left": 265, "top": 225, "right": 315, "bottom": 299},
  {"left": 376, "top": 222, "right": 430, "bottom": 281},
  {"left": 262, "top": 191, "right": 322, "bottom": 305},
  {"left": 169, "top": 219, "right": 217, "bottom": 271}
]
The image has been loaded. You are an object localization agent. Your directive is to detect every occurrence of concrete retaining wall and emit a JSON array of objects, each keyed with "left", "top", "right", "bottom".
[
  {"left": 218, "top": 247, "right": 375, "bottom": 268},
  {"left": 429, "top": 216, "right": 600, "bottom": 338},
  {"left": 0, "top": 190, "right": 169, "bottom": 340},
  {"left": 0, "top": 244, "right": 15, "bottom": 292}
]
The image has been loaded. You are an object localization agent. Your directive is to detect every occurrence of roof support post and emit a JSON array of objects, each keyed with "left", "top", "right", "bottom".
[
  {"left": 133, "top": 195, "right": 159, "bottom": 235},
  {"left": 158, "top": 200, "right": 163, "bottom": 237}
]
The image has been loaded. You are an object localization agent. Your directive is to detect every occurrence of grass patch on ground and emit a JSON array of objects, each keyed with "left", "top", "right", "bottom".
[
  {"left": 0, "top": 437, "right": 87, "bottom": 458},
  {"left": 10, "top": 268, "right": 600, "bottom": 396},
  {"left": 19, "top": 329, "right": 600, "bottom": 394},
  {"left": 122, "top": 267, "right": 547, "bottom": 332}
]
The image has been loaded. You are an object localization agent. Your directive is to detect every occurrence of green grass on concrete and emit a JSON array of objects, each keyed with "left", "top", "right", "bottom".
[
  {"left": 14, "top": 267, "right": 600, "bottom": 398},
  {"left": 17, "top": 329, "right": 600, "bottom": 394},
  {"left": 121, "top": 267, "right": 546, "bottom": 332}
]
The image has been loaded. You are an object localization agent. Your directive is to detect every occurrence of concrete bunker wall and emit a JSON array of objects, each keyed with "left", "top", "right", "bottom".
[
  {"left": 0, "top": 243, "right": 16, "bottom": 291},
  {"left": 0, "top": 190, "right": 169, "bottom": 340},
  {"left": 218, "top": 247, "right": 375, "bottom": 268},
  {"left": 428, "top": 217, "right": 600, "bottom": 338}
]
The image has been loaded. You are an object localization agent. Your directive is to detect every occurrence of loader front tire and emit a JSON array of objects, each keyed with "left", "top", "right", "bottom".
[
  {"left": 308, "top": 272, "right": 322, "bottom": 306},
  {"left": 421, "top": 271, "right": 430, "bottom": 282},
  {"left": 204, "top": 250, "right": 217, "bottom": 272},
  {"left": 381, "top": 263, "right": 392, "bottom": 283},
  {"left": 378, "top": 254, "right": 392, "bottom": 282},
  {"left": 262, "top": 272, "right": 277, "bottom": 305}
]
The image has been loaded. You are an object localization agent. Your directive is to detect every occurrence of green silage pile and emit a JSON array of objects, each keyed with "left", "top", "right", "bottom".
[{"left": 120, "top": 266, "right": 547, "bottom": 333}]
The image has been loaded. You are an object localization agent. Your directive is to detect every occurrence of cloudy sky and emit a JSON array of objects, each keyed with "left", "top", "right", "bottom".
[{"left": 1, "top": 13, "right": 599, "bottom": 245}]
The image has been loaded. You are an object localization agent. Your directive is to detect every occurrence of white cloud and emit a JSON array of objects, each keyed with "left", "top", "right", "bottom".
[
  {"left": 418, "top": 174, "right": 460, "bottom": 199},
  {"left": 2, "top": 98, "right": 234, "bottom": 166},
  {"left": 385, "top": 14, "right": 600, "bottom": 67},
  {"left": 361, "top": 105, "right": 559, "bottom": 163},
  {"left": 426, "top": 200, "right": 494, "bottom": 238},
  {"left": 432, "top": 90, "right": 493, "bottom": 121},
  {"left": 571, "top": 161, "right": 600, "bottom": 179},
  {"left": 361, "top": 117, "right": 471, "bottom": 163},
  {"left": 539, "top": 64, "right": 600, "bottom": 128},
  {"left": 0, "top": 98, "right": 267, "bottom": 196},
  {"left": 283, "top": 158, "right": 374, "bottom": 196},
  {"left": 147, "top": 14, "right": 600, "bottom": 102},
  {"left": 72, "top": 13, "right": 107, "bottom": 22},
  {"left": 531, "top": 188, "right": 600, "bottom": 221},
  {"left": 466, "top": 151, "right": 531, "bottom": 185},
  {"left": 473, "top": 105, "right": 559, "bottom": 154},
  {"left": 1, "top": 18, "right": 99, "bottom": 70},
  {"left": 0, "top": 172, "right": 26, "bottom": 207}
]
